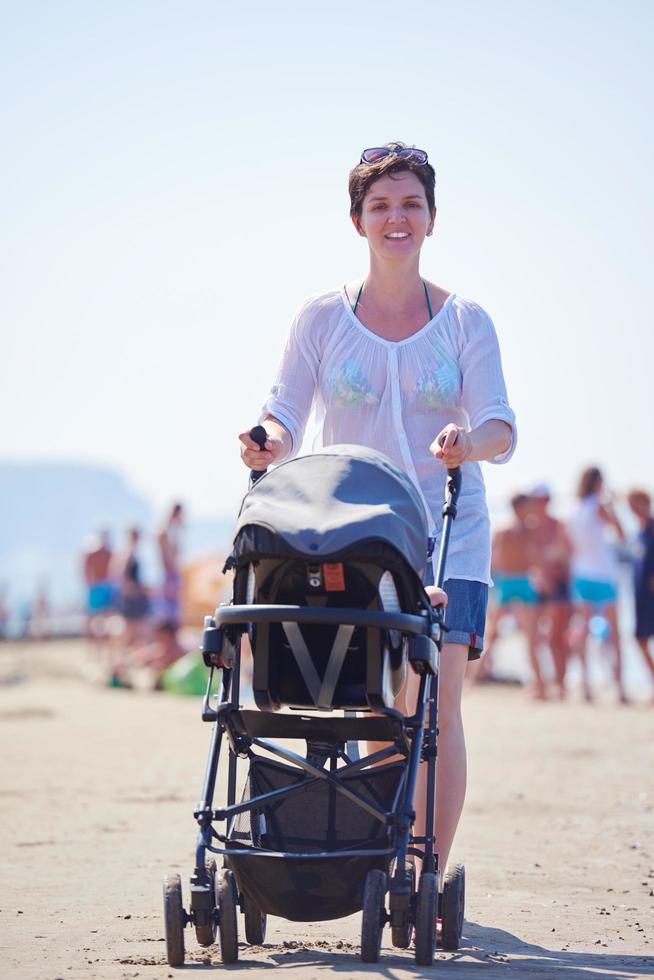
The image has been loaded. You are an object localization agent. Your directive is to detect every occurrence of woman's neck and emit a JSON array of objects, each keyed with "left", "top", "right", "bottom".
[{"left": 364, "top": 255, "right": 424, "bottom": 309}]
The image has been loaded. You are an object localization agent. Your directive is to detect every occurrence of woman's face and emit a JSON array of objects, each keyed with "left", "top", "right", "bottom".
[{"left": 353, "top": 171, "right": 435, "bottom": 259}]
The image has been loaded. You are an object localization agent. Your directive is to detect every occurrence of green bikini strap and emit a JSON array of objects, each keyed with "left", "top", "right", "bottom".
[
  {"left": 422, "top": 279, "right": 433, "bottom": 320},
  {"left": 353, "top": 281, "right": 365, "bottom": 315}
]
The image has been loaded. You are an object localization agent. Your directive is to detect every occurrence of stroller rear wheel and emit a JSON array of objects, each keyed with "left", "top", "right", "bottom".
[
  {"left": 163, "top": 873, "right": 186, "bottom": 967},
  {"left": 360, "top": 868, "right": 386, "bottom": 963},
  {"left": 414, "top": 871, "right": 437, "bottom": 966},
  {"left": 216, "top": 868, "right": 239, "bottom": 964},
  {"left": 440, "top": 863, "right": 465, "bottom": 950},
  {"left": 243, "top": 891, "right": 267, "bottom": 945}
]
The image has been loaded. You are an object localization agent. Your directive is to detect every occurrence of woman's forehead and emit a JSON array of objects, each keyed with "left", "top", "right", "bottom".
[{"left": 364, "top": 171, "right": 427, "bottom": 201}]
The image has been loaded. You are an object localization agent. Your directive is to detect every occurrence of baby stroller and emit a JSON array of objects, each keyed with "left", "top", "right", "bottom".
[{"left": 162, "top": 438, "right": 465, "bottom": 966}]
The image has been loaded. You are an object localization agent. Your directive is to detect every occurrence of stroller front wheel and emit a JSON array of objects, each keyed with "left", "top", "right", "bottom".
[
  {"left": 414, "top": 871, "right": 437, "bottom": 966},
  {"left": 360, "top": 868, "right": 387, "bottom": 963},
  {"left": 216, "top": 868, "right": 239, "bottom": 963},
  {"left": 163, "top": 873, "right": 186, "bottom": 967}
]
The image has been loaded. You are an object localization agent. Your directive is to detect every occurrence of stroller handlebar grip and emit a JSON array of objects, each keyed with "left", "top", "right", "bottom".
[
  {"left": 442, "top": 466, "right": 461, "bottom": 518},
  {"left": 249, "top": 425, "right": 268, "bottom": 485}
]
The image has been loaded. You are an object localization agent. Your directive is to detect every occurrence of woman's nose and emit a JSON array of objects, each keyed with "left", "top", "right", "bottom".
[{"left": 387, "top": 207, "right": 407, "bottom": 223}]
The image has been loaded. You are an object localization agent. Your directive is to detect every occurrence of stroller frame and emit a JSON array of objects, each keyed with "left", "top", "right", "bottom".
[{"left": 162, "top": 465, "right": 463, "bottom": 967}]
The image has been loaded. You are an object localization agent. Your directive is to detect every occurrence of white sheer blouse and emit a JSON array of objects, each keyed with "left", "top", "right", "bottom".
[{"left": 261, "top": 288, "right": 516, "bottom": 584}]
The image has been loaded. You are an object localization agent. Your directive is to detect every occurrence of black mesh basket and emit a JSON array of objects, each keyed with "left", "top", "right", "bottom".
[{"left": 226, "top": 756, "right": 405, "bottom": 921}]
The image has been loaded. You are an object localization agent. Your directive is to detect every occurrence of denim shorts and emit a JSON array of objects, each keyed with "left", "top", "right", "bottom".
[{"left": 424, "top": 563, "right": 488, "bottom": 660}]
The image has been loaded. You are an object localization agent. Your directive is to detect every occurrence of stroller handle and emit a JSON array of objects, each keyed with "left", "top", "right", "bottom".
[
  {"left": 443, "top": 466, "right": 461, "bottom": 518},
  {"left": 249, "top": 425, "right": 269, "bottom": 484},
  {"left": 433, "top": 466, "right": 462, "bottom": 589}
]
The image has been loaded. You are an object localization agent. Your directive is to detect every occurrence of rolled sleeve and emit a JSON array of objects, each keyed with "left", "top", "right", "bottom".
[{"left": 458, "top": 305, "right": 517, "bottom": 464}]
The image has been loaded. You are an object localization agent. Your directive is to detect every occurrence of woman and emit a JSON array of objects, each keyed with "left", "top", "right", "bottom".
[
  {"left": 568, "top": 466, "right": 626, "bottom": 702},
  {"left": 239, "top": 142, "right": 516, "bottom": 880}
]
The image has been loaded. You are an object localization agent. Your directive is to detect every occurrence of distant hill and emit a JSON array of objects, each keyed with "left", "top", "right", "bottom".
[{"left": 0, "top": 461, "right": 233, "bottom": 609}]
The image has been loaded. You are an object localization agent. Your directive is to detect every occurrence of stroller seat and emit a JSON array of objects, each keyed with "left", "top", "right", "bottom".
[{"left": 230, "top": 445, "right": 433, "bottom": 713}]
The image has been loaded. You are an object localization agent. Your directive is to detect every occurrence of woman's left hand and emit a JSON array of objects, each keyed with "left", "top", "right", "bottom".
[{"left": 430, "top": 424, "right": 472, "bottom": 467}]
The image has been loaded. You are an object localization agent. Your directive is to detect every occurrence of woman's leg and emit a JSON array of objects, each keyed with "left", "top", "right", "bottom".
[
  {"left": 548, "top": 601, "right": 572, "bottom": 698},
  {"left": 635, "top": 636, "right": 654, "bottom": 682},
  {"left": 403, "top": 642, "right": 469, "bottom": 883},
  {"left": 604, "top": 602, "right": 627, "bottom": 703},
  {"left": 516, "top": 604, "right": 546, "bottom": 698},
  {"left": 574, "top": 603, "right": 593, "bottom": 701}
]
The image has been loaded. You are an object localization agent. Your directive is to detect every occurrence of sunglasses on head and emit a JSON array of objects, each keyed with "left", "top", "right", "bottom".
[{"left": 360, "top": 146, "right": 429, "bottom": 165}]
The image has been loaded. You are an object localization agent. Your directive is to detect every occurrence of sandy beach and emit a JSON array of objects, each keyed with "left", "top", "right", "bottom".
[{"left": 1, "top": 638, "right": 652, "bottom": 980}]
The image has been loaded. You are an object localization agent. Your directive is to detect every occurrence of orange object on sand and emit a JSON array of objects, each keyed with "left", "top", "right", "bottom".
[{"left": 180, "top": 556, "right": 232, "bottom": 627}]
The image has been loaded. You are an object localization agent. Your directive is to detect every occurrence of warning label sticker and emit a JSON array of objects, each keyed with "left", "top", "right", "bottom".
[{"left": 323, "top": 563, "right": 346, "bottom": 591}]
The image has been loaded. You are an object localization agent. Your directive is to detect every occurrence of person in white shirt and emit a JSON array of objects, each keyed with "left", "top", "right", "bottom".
[
  {"left": 568, "top": 466, "right": 627, "bottom": 702},
  {"left": 239, "top": 142, "right": 516, "bottom": 882}
]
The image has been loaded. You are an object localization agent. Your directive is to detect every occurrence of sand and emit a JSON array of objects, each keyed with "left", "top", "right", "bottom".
[{"left": 1, "top": 638, "right": 652, "bottom": 979}]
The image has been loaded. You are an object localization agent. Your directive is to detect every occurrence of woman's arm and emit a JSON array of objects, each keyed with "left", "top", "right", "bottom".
[
  {"left": 456, "top": 304, "right": 516, "bottom": 464},
  {"left": 598, "top": 499, "right": 626, "bottom": 541},
  {"left": 238, "top": 299, "right": 321, "bottom": 470},
  {"left": 430, "top": 419, "right": 512, "bottom": 468}
]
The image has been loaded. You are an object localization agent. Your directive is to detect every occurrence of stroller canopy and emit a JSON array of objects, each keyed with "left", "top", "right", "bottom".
[{"left": 235, "top": 445, "right": 429, "bottom": 575}]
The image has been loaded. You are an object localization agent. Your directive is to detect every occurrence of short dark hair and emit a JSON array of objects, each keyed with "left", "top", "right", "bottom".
[
  {"left": 577, "top": 466, "right": 603, "bottom": 499},
  {"left": 510, "top": 492, "right": 530, "bottom": 513},
  {"left": 348, "top": 142, "right": 436, "bottom": 218}
]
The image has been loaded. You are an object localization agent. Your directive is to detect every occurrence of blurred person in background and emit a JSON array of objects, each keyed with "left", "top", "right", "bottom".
[
  {"left": 0, "top": 583, "right": 8, "bottom": 640},
  {"left": 157, "top": 502, "right": 184, "bottom": 626},
  {"left": 627, "top": 489, "right": 654, "bottom": 697},
  {"left": 112, "top": 526, "right": 151, "bottom": 650},
  {"left": 111, "top": 619, "right": 186, "bottom": 689},
  {"left": 82, "top": 529, "right": 114, "bottom": 646},
  {"left": 568, "top": 466, "right": 626, "bottom": 703},
  {"left": 482, "top": 493, "right": 545, "bottom": 697},
  {"left": 529, "top": 485, "right": 573, "bottom": 699},
  {"left": 481, "top": 493, "right": 543, "bottom": 696},
  {"left": 30, "top": 581, "right": 51, "bottom": 640}
]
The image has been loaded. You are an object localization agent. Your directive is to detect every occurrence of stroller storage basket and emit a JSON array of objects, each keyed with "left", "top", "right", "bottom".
[{"left": 226, "top": 756, "right": 405, "bottom": 921}]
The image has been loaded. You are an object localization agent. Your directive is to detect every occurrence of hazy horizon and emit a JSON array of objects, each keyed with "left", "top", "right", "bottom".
[{"left": 2, "top": 1, "right": 653, "bottom": 523}]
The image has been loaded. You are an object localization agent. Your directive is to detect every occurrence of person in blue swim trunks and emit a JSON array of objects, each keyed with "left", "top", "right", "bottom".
[
  {"left": 82, "top": 530, "right": 116, "bottom": 647},
  {"left": 482, "top": 493, "right": 546, "bottom": 695}
]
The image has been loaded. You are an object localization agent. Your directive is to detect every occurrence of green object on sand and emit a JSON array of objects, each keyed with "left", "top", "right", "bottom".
[{"left": 160, "top": 650, "right": 210, "bottom": 696}]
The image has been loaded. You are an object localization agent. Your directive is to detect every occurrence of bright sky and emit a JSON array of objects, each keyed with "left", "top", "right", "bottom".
[{"left": 2, "top": 0, "right": 653, "bottom": 525}]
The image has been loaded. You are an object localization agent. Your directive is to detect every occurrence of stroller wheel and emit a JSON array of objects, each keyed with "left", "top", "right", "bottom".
[
  {"left": 414, "top": 872, "right": 437, "bottom": 966},
  {"left": 163, "top": 873, "right": 186, "bottom": 967},
  {"left": 243, "top": 891, "right": 267, "bottom": 945},
  {"left": 216, "top": 868, "right": 239, "bottom": 964},
  {"left": 194, "top": 858, "right": 217, "bottom": 948},
  {"left": 360, "top": 868, "right": 386, "bottom": 963},
  {"left": 441, "top": 863, "right": 465, "bottom": 951},
  {"left": 391, "top": 861, "right": 415, "bottom": 949}
]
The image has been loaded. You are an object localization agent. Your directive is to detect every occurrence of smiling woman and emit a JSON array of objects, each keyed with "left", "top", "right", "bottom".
[{"left": 237, "top": 140, "right": 516, "bottom": 889}]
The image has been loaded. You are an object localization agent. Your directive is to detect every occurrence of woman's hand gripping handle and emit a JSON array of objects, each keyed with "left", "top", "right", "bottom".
[{"left": 245, "top": 425, "right": 269, "bottom": 485}]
